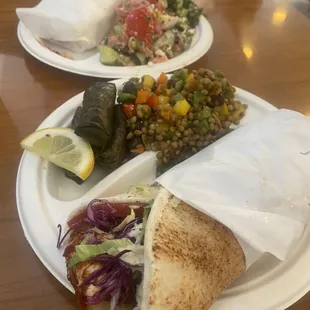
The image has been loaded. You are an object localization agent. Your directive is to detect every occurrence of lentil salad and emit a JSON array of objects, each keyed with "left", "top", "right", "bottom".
[{"left": 118, "top": 68, "right": 247, "bottom": 173}]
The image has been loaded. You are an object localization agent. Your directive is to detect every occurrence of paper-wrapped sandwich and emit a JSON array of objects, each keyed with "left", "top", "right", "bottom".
[
  {"left": 57, "top": 187, "right": 245, "bottom": 310},
  {"left": 16, "top": 0, "right": 122, "bottom": 52}
]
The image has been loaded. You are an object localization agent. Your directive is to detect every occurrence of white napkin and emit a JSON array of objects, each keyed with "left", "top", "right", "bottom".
[
  {"left": 157, "top": 109, "right": 310, "bottom": 269},
  {"left": 16, "top": 0, "right": 122, "bottom": 52}
]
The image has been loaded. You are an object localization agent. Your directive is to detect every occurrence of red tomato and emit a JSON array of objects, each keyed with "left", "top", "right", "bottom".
[
  {"left": 123, "top": 103, "right": 136, "bottom": 118},
  {"left": 125, "top": 7, "right": 155, "bottom": 46},
  {"left": 111, "top": 203, "right": 144, "bottom": 217},
  {"left": 67, "top": 203, "right": 145, "bottom": 227}
]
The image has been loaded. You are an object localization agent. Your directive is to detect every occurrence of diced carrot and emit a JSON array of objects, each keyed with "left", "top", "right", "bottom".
[
  {"left": 130, "top": 146, "right": 145, "bottom": 153},
  {"left": 135, "top": 90, "right": 149, "bottom": 104},
  {"left": 157, "top": 72, "right": 168, "bottom": 85},
  {"left": 147, "top": 94, "right": 158, "bottom": 109}
]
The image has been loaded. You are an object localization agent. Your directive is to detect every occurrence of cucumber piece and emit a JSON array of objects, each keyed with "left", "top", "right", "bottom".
[
  {"left": 99, "top": 45, "right": 123, "bottom": 66},
  {"left": 135, "top": 52, "right": 147, "bottom": 65},
  {"left": 113, "top": 24, "right": 124, "bottom": 36}
]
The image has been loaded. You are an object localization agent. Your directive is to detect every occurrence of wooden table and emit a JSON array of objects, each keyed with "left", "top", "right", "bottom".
[{"left": 1, "top": 0, "right": 310, "bottom": 309}]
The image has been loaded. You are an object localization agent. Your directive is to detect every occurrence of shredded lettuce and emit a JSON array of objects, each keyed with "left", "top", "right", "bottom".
[
  {"left": 68, "top": 239, "right": 134, "bottom": 268},
  {"left": 129, "top": 184, "right": 153, "bottom": 199},
  {"left": 170, "top": 196, "right": 181, "bottom": 208},
  {"left": 113, "top": 209, "right": 135, "bottom": 232},
  {"left": 139, "top": 202, "right": 152, "bottom": 243},
  {"left": 80, "top": 234, "right": 92, "bottom": 245}
]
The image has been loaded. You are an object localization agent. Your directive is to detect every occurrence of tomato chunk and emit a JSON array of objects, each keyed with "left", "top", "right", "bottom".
[
  {"left": 123, "top": 103, "right": 136, "bottom": 118},
  {"left": 125, "top": 7, "right": 155, "bottom": 46}
]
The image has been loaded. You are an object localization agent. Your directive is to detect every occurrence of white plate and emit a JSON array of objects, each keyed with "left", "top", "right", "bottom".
[
  {"left": 17, "top": 16, "right": 213, "bottom": 78},
  {"left": 16, "top": 79, "right": 310, "bottom": 310}
]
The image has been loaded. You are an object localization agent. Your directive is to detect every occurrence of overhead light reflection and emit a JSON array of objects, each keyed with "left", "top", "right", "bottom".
[
  {"left": 272, "top": 9, "right": 287, "bottom": 26},
  {"left": 242, "top": 45, "right": 253, "bottom": 59}
]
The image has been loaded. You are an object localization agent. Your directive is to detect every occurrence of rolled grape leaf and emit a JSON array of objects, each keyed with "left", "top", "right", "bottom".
[
  {"left": 71, "top": 106, "right": 82, "bottom": 129},
  {"left": 65, "top": 170, "right": 84, "bottom": 185},
  {"left": 73, "top": 82, "right": 116, "bottom": 148},
  {"left": 95, "top": 105, "right": 126, "bottom": 171}
]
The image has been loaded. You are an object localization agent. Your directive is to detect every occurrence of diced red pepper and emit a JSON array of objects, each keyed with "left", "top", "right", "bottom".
[{"left": 123, "top": 103, "right": 136, "bottom": 118}]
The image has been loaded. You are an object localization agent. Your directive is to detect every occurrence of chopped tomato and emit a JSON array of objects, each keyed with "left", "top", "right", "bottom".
[
  {"left": 67, "top": 210, "right": 87, "bottom": 228},
  {"left": 125, "top": 7, "right": 155, "bottom": 46},
  {"left": 110, "top": 203, "right": 144, "bottom": 217},
  {"left": 67, "top": 203, "right": 145, "bottom": 227},
  {"left": 123, "top": 103, "right": 136, "bottom": 118},
  {"left": 147, "top": 94, "right": 158, "bottom": 109}
]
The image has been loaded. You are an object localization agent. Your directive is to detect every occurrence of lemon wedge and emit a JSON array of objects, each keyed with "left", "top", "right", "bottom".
[{"left": 20, "top": 127, "right": 95, "bottom": 180}]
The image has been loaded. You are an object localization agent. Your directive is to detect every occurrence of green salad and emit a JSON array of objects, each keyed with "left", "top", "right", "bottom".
[{"left": 99, "top": 0, "right": 203, "bottom": 66}]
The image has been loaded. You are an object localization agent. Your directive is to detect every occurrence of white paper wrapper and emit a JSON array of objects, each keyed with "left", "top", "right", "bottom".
[
  {"left": 157, "top": 109, "right": 310, "bottom": 269},
  {"left": 16, "top": 0, "right": 122, "bottom": 52}
]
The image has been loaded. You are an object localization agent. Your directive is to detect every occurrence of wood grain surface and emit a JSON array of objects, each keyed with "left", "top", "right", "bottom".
[{"left": 1, "top": 0, "right": 310, "bottom": 309}]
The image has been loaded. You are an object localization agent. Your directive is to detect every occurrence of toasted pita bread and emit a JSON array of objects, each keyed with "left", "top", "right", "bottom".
[{"left": 142, "top": 188, "right": 246, "bottom": 310}]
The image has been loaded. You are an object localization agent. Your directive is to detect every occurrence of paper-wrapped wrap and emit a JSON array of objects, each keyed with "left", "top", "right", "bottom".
[
  {"left": 16, "top": 0, "right": 122, "bottom": 52},
  {"left": 157, "top": 109, "right": 310, "bottom": 268}
]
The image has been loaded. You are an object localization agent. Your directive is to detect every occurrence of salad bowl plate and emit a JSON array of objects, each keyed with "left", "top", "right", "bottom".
[{"left": 17, "top": 16, "right": 213, "bottom": 78}]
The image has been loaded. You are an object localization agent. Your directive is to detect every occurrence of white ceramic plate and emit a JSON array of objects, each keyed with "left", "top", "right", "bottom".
[
  {"left": 17, "top": 16, "right": 213, "bottom": 78},
  {"left": 16, "top": 79, "right": 310, "bottom": 310}
]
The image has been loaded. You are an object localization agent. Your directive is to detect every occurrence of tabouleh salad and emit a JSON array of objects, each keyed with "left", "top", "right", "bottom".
[{"left": 99, "top": 0, "right": 203, "bottom": 66}]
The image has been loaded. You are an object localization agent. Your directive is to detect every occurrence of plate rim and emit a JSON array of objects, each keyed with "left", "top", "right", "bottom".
[{"left": 17, "top": 16, "right": 214, "bottom": 78}]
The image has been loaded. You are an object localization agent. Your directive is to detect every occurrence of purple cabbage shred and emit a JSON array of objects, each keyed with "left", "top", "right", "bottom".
[
  {"left": 87, "top": 199, "right": 117, "bottom": 232},
  {"left": 83, "top": 250, "right": 135, "bottom": 305},
  {"left": 116, "top": 217, "right": 142, "bottom": 239},
  {"left": 57, "top": 217, "right": 89, "bottom": 249},
  {"left": 57, "top": 199, "right": 118, "bottom": 248}
]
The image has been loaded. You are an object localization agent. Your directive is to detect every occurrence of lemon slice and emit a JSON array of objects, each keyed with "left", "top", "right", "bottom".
[{"left": 20, "top": 127, "right": 95, "bottom": 180}]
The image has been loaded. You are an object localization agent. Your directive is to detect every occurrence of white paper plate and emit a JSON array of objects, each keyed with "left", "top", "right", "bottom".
[
  {"left": 17, "top": 16, "right": 213, "bottom": 78},
  {"left": 16, "top": 79, "right": 310, "bottom": 309}
]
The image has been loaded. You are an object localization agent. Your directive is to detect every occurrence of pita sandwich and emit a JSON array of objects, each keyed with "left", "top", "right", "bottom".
[{"left": 57, "top": 186, "right": 245, "bottom": 310}]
